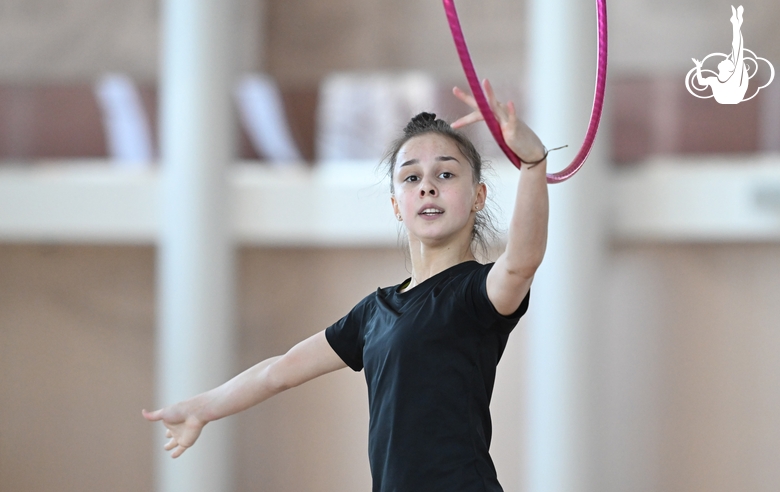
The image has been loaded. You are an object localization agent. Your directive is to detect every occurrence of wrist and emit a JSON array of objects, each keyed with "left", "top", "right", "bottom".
[
  {"left": 521, "top": 148, "right": 548, "bottom": 169},
  {"left": 523, "top": 160, "right": 547, "bottom": 172},
  {"left": 520, "top": 143, "right": 568, "bottom": 169},
  {"left": 189, "top": 392, "right": 216, "bottom": 424},
  {"left": 522, "top": 148, "right": 546, "bottom": 163}
]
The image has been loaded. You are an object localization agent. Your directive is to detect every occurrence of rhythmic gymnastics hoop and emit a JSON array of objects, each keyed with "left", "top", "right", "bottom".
[{"left": 442, "top": 0, "right": 609, "bottom": 183}]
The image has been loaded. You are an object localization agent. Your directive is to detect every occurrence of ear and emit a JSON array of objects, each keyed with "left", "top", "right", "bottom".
[
  {"left": 391, "top": 195, "right": 401, "bottom": 217},
  {"left": 475, "top": 182, "right": 487, "bottom": 210}
]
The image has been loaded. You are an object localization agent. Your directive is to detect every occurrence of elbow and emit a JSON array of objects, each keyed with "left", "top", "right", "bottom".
[
  {"left": 505, "top": 252, "right": 544, "bottom": 279},
  {"left": 505, "top": 235, "right": 547, "bottom": 276},
  {"left": 509, "top": 263, "right": 541, "bottom": 281},
  {"left": 525, "top": 250, "right": 545, "bottom": 273},
  {"left": 502, "top": 264, "right": 539, "bottom": 283}
]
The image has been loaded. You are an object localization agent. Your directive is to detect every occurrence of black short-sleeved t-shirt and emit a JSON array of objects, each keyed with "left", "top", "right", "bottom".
[{"left": 325, "top": 260, "right": 530, "bottom": 492}]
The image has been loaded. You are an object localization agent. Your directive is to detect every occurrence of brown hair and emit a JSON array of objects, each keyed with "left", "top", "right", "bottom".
[{"left": 378, "top": 112, "right": 501, "bottom": 260}]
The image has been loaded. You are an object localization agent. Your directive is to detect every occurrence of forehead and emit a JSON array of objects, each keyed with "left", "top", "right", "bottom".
[{"left": 396, "top": 133, "right": 466, "bottom": 165}]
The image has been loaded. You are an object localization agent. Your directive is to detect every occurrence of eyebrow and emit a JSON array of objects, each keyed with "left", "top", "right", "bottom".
[{"left": 399, "top": 155, "right": 460, "bottom": 167}]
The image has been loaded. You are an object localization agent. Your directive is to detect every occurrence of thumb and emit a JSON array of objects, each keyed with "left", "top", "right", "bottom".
[{"left": 142, "top": 408, "right": 164, "bottom": 421}]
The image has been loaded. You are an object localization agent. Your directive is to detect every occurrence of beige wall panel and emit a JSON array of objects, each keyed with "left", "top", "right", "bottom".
[
  {"left": 0, "top": 244, "right": 156, "bottom": 491},
  {"left": 604, "top": 243, "right": 780, "bottom": 492}
]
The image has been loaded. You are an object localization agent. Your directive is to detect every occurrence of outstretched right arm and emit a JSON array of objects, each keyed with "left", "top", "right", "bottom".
[{"left": 142, "top": 329, "right": 346, "bottom": 458}]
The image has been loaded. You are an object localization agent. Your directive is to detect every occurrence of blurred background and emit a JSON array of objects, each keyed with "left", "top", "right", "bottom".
[{"left": 1, "top": 0, "right": 779, "bottom": 491}]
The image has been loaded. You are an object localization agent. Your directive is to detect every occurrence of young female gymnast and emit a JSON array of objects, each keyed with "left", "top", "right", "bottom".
[{"left": 143, "top": 78, "right": 549, "bottom": 491}]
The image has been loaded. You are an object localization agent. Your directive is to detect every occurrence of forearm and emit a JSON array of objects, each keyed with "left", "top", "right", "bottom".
[
  {"left": 503, "top": 159, "right": 549, "bottom": 277},
  {"left": 182, "top": 330, "right": 344, "bottom": 424},
  {"left": 144, "top": 330, "right": 344, "bottom": 459},
  {"left": 190, "top": 355, "right": 284, "bottom": 424}
]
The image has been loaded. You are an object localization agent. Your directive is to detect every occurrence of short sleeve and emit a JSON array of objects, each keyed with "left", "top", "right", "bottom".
[
  {"left": 324, "top": 294, "right": 373, "bottom": 372},
  {"left": 462, "top": 262, "right": 530, "bottom": 330}
]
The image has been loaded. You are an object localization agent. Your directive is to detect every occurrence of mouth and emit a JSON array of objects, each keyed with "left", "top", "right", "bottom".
[{"left": 418, "top": 207, "right": 445, "bottom": 216}]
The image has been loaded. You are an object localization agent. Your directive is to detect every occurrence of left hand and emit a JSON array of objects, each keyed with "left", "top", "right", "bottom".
[
  {"left": 142, "top": 403, "right": 206, "bottom": 459},
  {"left": 451, "top": 79, "right": 545, "bottom": 165}
]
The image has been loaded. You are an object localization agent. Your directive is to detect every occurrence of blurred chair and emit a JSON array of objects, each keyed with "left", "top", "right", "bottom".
[
  {"left": 234, "top": 74, "right": 303, "bottom": 165},
  {"left": 94, "top": 73, "right": 154, "bottom": 167},
  {"left": 315, "top": 71, "right": 437, "bottom": 161}
]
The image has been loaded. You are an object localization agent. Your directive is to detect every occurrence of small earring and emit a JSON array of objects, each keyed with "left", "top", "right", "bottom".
[{"left": 397, "top": 214, "right": 402, "bottom": 221}]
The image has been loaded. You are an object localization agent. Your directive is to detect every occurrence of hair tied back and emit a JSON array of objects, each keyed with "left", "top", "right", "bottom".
[{"left": 405, "top": 112, "right": 438, "bottom": 136}]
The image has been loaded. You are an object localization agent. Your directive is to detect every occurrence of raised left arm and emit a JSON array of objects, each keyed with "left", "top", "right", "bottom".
[{"left": 452, "top": 79, "right": 549, "bottom": 316}]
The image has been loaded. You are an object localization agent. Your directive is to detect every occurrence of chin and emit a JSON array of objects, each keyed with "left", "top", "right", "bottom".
[{"left": 410, "top": 225, "right": 467, "bottom": 244}]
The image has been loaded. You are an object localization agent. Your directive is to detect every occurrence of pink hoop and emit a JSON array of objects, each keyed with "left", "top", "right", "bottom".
[{"left": 442, "top": 0, "right": 608, "bottom": 183}]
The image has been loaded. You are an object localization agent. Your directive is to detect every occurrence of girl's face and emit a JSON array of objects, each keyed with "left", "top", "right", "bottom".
[{"left": 390, "top": 133, "right": 486, "bottom": 247}]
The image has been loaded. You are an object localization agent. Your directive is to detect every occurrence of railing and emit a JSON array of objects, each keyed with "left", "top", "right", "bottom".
[{"left": 1, "top": 156, "right": 779, "bottom": 245}]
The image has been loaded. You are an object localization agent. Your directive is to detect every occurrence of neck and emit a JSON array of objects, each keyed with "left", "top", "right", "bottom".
[{"left": 405, "top": 234, "right": 476, "bottom": 289}]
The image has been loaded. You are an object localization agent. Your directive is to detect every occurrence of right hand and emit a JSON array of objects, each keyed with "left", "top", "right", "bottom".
[
  {"left": 452, "top": 79, "right": 546, "bottom": 166},
  {"left": 142, "top": 403, "right": 206, "bottom": 458}
]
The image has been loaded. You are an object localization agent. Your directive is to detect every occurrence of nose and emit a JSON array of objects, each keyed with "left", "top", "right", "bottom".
[{"left": 418, "top": 178, "right": 437, "bottom": 197}]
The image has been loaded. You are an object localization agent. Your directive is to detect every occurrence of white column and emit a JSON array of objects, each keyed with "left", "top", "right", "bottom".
[
  {"left": 156, "top": 1, "right": 237, "bottom": 492},
  {"left": 526, "top": 0, "right": 608, "bottom": 490}
]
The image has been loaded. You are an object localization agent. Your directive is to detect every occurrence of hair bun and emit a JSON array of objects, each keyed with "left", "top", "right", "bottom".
[{"left": 404, "top": 112, "right": 438, "bottom": 136}]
